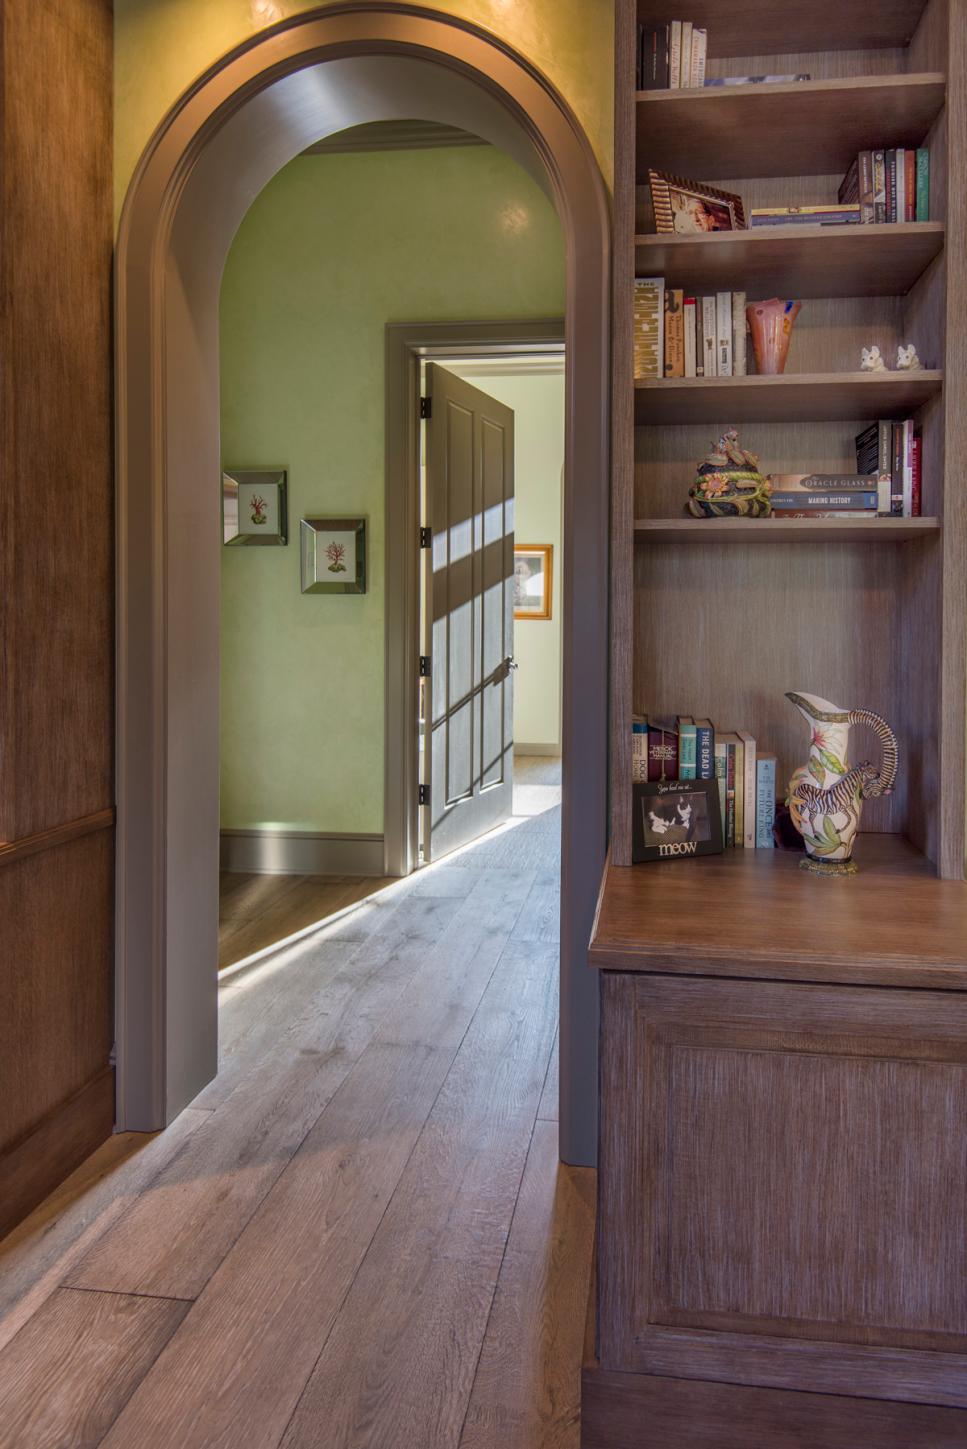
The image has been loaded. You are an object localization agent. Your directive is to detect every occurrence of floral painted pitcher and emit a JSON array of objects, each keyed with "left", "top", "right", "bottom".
[{"left": 786, "top": 692, "right": 899, "bottom": 874}]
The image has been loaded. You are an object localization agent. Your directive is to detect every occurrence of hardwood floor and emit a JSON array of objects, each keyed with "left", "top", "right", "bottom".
[{"left": 0, "top": 758, "right": 594, "bottom": 1448}]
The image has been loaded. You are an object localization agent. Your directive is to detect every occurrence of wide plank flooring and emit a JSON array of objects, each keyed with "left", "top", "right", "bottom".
[{"left": 0, "top": 758, "right": 594, "bottom": 1448}]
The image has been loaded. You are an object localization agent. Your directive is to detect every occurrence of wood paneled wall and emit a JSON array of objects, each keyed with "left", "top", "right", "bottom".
[{"left": 0, "top": 0, "right": 115, "bottom": 1238}]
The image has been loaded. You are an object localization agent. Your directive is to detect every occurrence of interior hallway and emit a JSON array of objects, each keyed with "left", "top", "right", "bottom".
[{"left": 0, "top": 757, "right": 594, "bottom": 1448}]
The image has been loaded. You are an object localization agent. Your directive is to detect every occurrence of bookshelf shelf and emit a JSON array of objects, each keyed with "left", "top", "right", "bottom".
[
  {"left": 633, "top": 369, "right": 943, "bottom": 424},
  {"left": 633, "top": 1, "right": 934, "bottom": 57},
  {"left": 635, "top": 73, "right": 946, "bottom": 180},
  {"left": 633, "top": 516, "right": 940, "bottom": 543},
  {"left": 634, "top": 223, "right": 945, "bottom": 300}
]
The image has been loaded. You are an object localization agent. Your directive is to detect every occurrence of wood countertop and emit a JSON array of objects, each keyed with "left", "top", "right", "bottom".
[{"left": 589, "top": 835, "right": 967, "bottom": 992}]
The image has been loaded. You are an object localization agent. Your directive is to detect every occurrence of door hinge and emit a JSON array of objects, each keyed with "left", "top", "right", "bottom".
[
  {"left": 419, "top": 526, "right": 432, "bottom": 549},
  {"left": 420, "top": 396, "right": 432, "bottom": 419},
  {"left": 419, "top": 783, "right": 430, "bottom": 806},
  {"left": 419, "top": 655, "right": 431, "bottom": 677}
]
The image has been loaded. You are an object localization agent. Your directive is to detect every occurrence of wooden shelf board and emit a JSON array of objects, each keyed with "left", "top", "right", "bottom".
[
  {"left": 590, "top": 835, "right": 967, "bottom": 990},
  {"left": 633, "top": 516, "right": 939, "bottom": 543},
  {"left": 634, "top": 223, "right": 945, "bottom": 300},
  {"left": 634, "top": 370, "right": 943, "bottom": 424},
  {"left": 634, "top": 0, "right": 930, "bottom": 56},
  {"left": 636, "top": 74, "right": 946, "bottom": 180}
]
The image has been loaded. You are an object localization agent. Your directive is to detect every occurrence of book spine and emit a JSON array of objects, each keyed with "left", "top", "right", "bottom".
[
  {"left": 664, "top": 289, "right": 684, "bottom": 377},
  {"left": 696, "top": 724, "right": 714, "bottom": 780},
  {"left": 716, "top": 291, "right": 732, "bottom": 377},
  {"left": 679, "top": 723, "right": 697, "bottom": 778},
  {"left": 885, "top": 149, "right": 896, "bottom": 223},
  {"left": 755, "top": 758, "right": 777, "bottom": 848},
  {"left": 633, "top": 277, "right": 665, "bottom": 379},
  {"left": 740, "top": 734, "right": 756, "bottom": 849},
  {"left": 725, "top": 744, "right": 737, "bottom": 847},
  {"left": 902, "top": 418, "right": 913, "bottom": 517},
  {"left": 838, "top": 155, "right": 859, "bottom": 204},
  {"left": 695, "top": 297, "right": 705, "bottom": 377},
  {"left": 691, "top": 28, "right": 707, "bottom": 87},
  {"left": 647, "top": 725, "right": 678, "bottom": 782},
  {"left": 731, "top": 291, "right": 747, "bottom": 376},
  {"left": 904, "top": 147, "right": 916, "bottom": 221},
  {"left": 714, "top": 743, "right": 727, "bottom": 833},
  {"left": 635, "top": 24, "right": 643, "bottom": 89},
  {"left": 891, "top": 422, "right": 904, "bottom": 515},
  {"left": 632, "top": 720, "right": 649, "bottom": 782},
  {"left": 683, "top": 297, "right": 697, "bottom": 378},
  {"left": 669, "top": 20, "right": 682, "bottom": 89},
  {"left": 912, "top": 431, "right": 922, "bottom": 517},
  {"left": 733, "top": 740, "right": 745, "bottom": 846},
  {"left": 916, "top": 148, "right": 930, "bottom": 221},
  {"left": 680, "top": 21, "right": 692, "bottom": 88},
  {"left": 873, "top": 150, "right": 886, "bottom": 224},
  {"left": 859, "top": 150, "right": 874, "bottom": 224},
  {"left": 701, "top": 296, "right": 717, "bottom": 377},
  {"left": 896, "top": 148, "right": 906, "bottom": 223},
  {"left": 769, "top": 492, "right": 879, "bottom": 509}
]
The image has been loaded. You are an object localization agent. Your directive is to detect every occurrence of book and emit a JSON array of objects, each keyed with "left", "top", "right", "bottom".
[
  {"left": 633, "top": 277, "right": 665, "bottom": 379},
  {"left": 892, "top": 421, "right": 905, "bottom": 515},
  {"left": 838, "top": 157, "right": 859, "bottom": 204},
  {"left": 732, "top": 292, "right": 747, "bottom": 376},
  {"left": 695, "top": 298, "right": 705, "bottom": 377},
  {"left": 755, "top": 754, "right": 777, "bottom": 848},
  {"left": 716, "top": 291, "right": 732, "bottom": 377},
  {"left": 904, "top": 147, "right": 916, "bottom": 221},
  {"left": 859, "top": 151, "right": 875, "bottom": 224},
  {"left": 690, "top": 28, "right": 707, "bottom": 87},
  {"left": 718, "top": 733, "right": 742, "bottom": 846},
  {"left": 639, "top": 26, "right": 669, "bottom": 90},
  {"left": 885, "top": 148, "right": 896, "bottom": 223},
  {"left": 771, "top": 510, "right": 880, "bottom": 519},
  {"left": 873, "top": 150, "right": 886, "bottom": 224},
  {"left": 632, "top": 715, "right": 649, "bottom": 783},
  {"left": 713, "top": 739, "right": 728, "bottom": 839},
  {"left": 668, "top": 20, "right": 682, "bottom": 90},
  {"left": 695, "top": 720, "right": 714, "bottom": 780},
  {"left": 916, "top": 148, "right": 930, "bottom": 221},
  {"left": 750, "top": 205, "right": 860, "bottom": 226},
  {"left": 701, "top": 296, "right": 717, "bottom": 377},
  {"left": 896, "top": 148, "right": 906, "bottom": 223},
  {"left": 770, "top": 473, "right": 885, "bottom": 491},
  {"left": 704, "top": 73, "right": 810, "bottom": 86},
  {"left": 664, "top": 288, "right": 685, "bottom": 377},
  {"left": 769, "top": 491, "right": 879, "bottom": 510},
  {"left": 677, "top": 716, "right": 697, "bottom": 778},
  {"left": 680, "top": 21, "right": 692, "bottom": 88},
  {"left": 912, "top": 431, "right": 922, "bottom": 517},
  {"left": 902, "top": 418, "right": 913, "bottom": 516},
  {"left": 647, "top": 716, "right": 678, "bottom": 781},
  {"left": 683, "top": 296, "right": 697, "bottom": 378},
  {"left": 737, "top": 731, "right": 756, "bottom": 848}
]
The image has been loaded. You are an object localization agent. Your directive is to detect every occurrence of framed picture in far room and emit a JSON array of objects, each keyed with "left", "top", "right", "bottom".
[
  {"left": 513, "top": 543, "right": 553, "bottom": 620},
  {"left": 648, "top": 169, "right": 746, "bottom": 234},
  {"left": 301, "top": 516, "right": 367, "bottom": 594},
  {"left": 223, "top": 468, "right": 288, "bottom": 545},
  {"left": 632, "top": 779, "right": 724, "bottom": 862}
]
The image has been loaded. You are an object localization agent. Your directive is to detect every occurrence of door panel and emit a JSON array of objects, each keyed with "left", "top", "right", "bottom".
[{"left": 425, "top": 365, "right": 515, "bottom": 861}]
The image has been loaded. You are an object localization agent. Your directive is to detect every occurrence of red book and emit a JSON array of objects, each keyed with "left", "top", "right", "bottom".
[
  {"left": 646, "top": 717, "right": 679, "bottom": 782},
  {"left": 911, "top": 432, "right": 922, "bottom": 516},
  {"left": 905, "top": 148, "right": 917, "bottom": 221}
]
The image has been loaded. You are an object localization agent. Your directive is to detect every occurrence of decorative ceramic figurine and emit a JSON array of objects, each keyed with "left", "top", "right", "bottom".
[
  {"left": 860, "top": 345, "right": 887, "bottom": 372},
  {"left": 687, "top": 428, "right": 772, "bottom": 518},
  {"left": 746, "top": 298, "right": 802, "bottom": 374},
  {"left": 896, "top": 343, "right": 923, "bottom": 371},
  {"left": 785, "top": 692, "right": 899, "bottom": 874}
]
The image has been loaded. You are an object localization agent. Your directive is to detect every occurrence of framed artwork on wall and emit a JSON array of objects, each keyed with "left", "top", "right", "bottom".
[
  {"left": 301, "top": 516, "right": 367, "bottom": 594},
  {"left": 514, "top": 543, "right": 553, "bottom": 620},
  {"left": 223, "top": 468, "right": 288, "bottom": 545}
]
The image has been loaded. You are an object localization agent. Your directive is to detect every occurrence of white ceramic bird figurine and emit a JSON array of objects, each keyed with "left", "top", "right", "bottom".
[{"left": 860, "top": 345, "right": 887, "bottom": 372}]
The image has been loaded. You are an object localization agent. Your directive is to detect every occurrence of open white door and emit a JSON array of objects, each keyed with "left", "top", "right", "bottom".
[{"left": 423, "top": 363, "right": 515, "bottom": 862}]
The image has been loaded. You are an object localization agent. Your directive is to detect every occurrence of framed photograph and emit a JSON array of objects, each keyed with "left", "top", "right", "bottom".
[
  {"left": 301, "top": 516, "right": 366, "bottom": 594},
  {"left": 223, "top": 468, "right": 288, "bottom": 545},
  {"left": 513, "top": 544, "right": 553, "bottom": 620},
  {"left": 632, "top": 779, "right": 724, "bottom": 862},
  {"left": 648, "top": 169, "right": 746, "bottom": 234}
]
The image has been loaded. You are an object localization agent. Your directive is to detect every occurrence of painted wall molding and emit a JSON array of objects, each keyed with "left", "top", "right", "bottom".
[{"left": 220, "top": 829, "right": 385, "bottom": 877}]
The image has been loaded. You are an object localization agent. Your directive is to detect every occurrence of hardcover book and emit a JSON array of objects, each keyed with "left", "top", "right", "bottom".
[
  {"left": 755, "top": 754, "right": 777, "bottom": 848},
  {"left": 664, "top": 289, "right": 685, "bottom": 378},
  {"left": 680, "top": 21, "right": 692, "bottom": 89},
  {"left": 916, "top": 148, "right": 930, "bottom": 221},
  {"left": 904, "top": 147, "right": 916, "bottom": 221},
  {"left": 695, "top": 299, "right": 705, "bottom": 378},
  {"left": 718, "top": 732, "right": 742, "bottom": 846},
  {"left": 647, "top": 716, "right": 679, "bottom": 782},
  {"left": 713, "top": 740, "right": 728, "bottom": 838},
  {"left": 633, "top": 277, "right": 665, "bottom": 379},
  {"left": 859, "top": 150, "right": 874, "bottom": 224},
  {"left": 690, "top": 28, "right": 707, "bottom": 87},
  {"left": 683, "top": 297, "right": 697, "bottom": 378},
  {"left": 715, "top": 291, "right": 732, "bottom": 377},
  {"left": 677, "top": 716, "right": 697, "bottom": 778},
  {"left": 911, "top": 431, "right": 922, "bottom": 517},
  {"left": 769, "top": 491, "right": 879, "bottom": 509},
  {"left": 704, "top": 73, "right": 810, "bottom": 85},
  {"left": 737, "top": 731, "right": 756, "bottom": 849},
  {"left": 668, "top": 20, "right": 682, "bottom": 90},
  {"left": 873, "top": 150, "right": 886, "bottom": 224},
  {"left": 632, "top": 715, "right": 649, "bottom": 783},
  {"left": 695, "top": 719, "right": 714, "bottom": 780},
  {"left": 732, "top": 292, "right": 747, "bottom": 376},
  {"left": 701, "top": 296, "right": 717, "bottom": 377},
  {"left": 896, "top": 148, "right": 906, "bottom": 223}
]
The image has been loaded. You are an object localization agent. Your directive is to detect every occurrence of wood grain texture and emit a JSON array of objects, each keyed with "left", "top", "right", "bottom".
[
  {"left": 538, "top": 1031, "right": 560, "bottom": 1121},
  {"left": 218, "top": 870, "right": 396, "bottom": 969},
  {"left": 460, "top": 1118, "right": 595, "bottom": 1449},
  {"left": 597, "top": 972, "right": 967, "bottom": 1404},
  {"left": 634, "top": 370, "right": 943, "bottom": 425},
  {"left": 634, "top": 516, "right": 939, "bottom": 542},
  {"left": 634, "top": 1, "right": 929, "bottom": 55},
  {"left": 0, "top": 809, "right": 114, "bottom": 866},
  {"left": 0, "top": 1288, "right": 187, "bottom": 1449},
  {"left": 589, "top": 838, "right": 967, "bottom": 986},
  {"left": 580, "top": 1363, "right": 967, "bottom": 1448},
  {"left": 636, "top": 74, "right": 946, "bottom": 181}
]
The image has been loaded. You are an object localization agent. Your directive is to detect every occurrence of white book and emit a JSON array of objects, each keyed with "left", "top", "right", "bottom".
[
  {"left": 669, "top": 21, "right": 682, "bottom": 89},
  {"left": 680, "top": 21, "right": 693, "bottom": 87},
  {"left": 716, "top": 291, "right": 733, "bottom": 376},
  {"left": 701, "top": 296, "right": 717, "bottom": 376},
  {"left": 738, "top": 732, "right": 757, "bottom": 848},
  {"left": 731, "top": 291, "right": 747, "bottom": 375},
  {"left": 683, "top": 297, "right": 697, "bottom": 377},
  {"left": 896, "top": 148, "right": 906, "bottom": 221},
  {"left": 876, "top": 472, "right": 892, "bottom": 515},
  {"left": 690, "top": 28, "right": 707, "bottom": 87},
  {"left": 633, "top": 277, "right": 665, "bottom": 379}
]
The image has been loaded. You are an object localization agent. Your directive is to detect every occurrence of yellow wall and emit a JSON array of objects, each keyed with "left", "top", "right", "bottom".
[{"left": 114, "top": 0, "right": 614, "bottom": 219}]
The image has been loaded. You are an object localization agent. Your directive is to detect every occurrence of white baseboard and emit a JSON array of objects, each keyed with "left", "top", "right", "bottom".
[
  {"left": 220, "top": 829, "right": 385, "bottom": 877},
  {"left": 515, "top": 743, "right": 563, "bottom": 757}
]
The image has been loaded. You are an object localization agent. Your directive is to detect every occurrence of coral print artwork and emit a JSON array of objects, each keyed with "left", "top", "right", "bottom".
[
  {"left": 326, "top": 540, "right": 347, "bottom": 573},
  {"left": 300, "top": 517, "right": 367, "bottom": 594}
]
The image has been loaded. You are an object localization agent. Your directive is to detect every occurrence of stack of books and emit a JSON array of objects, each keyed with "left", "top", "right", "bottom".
[
  {"left": 751, "top": 205, "right": 861, "bottom": 228},
  {"left": 839, "top": 149, "right": 930, "bottom": 223},
  {"left": 705, "top": 73, "right": 810, "bottom": 87},
  {"left": 634, "top": 279, "right": 749, "bottom": 379},
  {"left": 855, "top": 420, "right": 922, "bottom": 516},
  {"left": 637, "top": 21, "right": 707, "bottom": 89},
  {"left": 633, "top": 715, "right": 777, "bottom": 849},
  {"left": 768, "top": 473, "right": 888, "bottom": 519}
]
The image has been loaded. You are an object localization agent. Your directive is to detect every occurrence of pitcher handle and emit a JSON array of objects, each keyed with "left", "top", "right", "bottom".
[{"left": 847, "top": 709, "right": 899, "bottom": 797}]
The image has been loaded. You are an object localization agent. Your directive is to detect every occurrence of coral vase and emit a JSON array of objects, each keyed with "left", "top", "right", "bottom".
[{"left": 746, "top": 298, "right": 802, "bottom": 375}]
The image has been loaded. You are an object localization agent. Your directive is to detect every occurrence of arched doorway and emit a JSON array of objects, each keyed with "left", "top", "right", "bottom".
[{"left": 115, "top": 3, "right": 610, "bottom": 1166}]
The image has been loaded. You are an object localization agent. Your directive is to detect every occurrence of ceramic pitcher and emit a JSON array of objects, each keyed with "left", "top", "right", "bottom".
[{"left": 786, "top": 692, "right": 899, "bottom": 874}]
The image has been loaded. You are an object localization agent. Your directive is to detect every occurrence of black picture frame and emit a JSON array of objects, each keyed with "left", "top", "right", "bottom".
[{"left": 632, "top": 778, "right": 724, "bottom": 863}]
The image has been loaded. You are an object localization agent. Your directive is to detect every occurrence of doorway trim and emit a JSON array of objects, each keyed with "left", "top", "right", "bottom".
[
  {"left": 114, "top": 4, "right": 610, "bottom": 1166},
  {"left": 384, "top": 319, "right": 566, "bottom": 878}
]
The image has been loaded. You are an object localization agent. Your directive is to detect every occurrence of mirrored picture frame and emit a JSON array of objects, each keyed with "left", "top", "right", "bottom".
[
  {"left": 301, "top": 516, "right": 367, "bottom": 594},
  {"left": 223, "top": 468, "right": 288, "bottom": 545}
]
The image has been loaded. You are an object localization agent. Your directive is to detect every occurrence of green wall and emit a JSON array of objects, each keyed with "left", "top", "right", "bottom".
[
  {"left": 114, "top": 0, "right": 614, "bottom": 221},
  {"left": 219, "top": 146, "right": 564, "bottom": 833}
]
